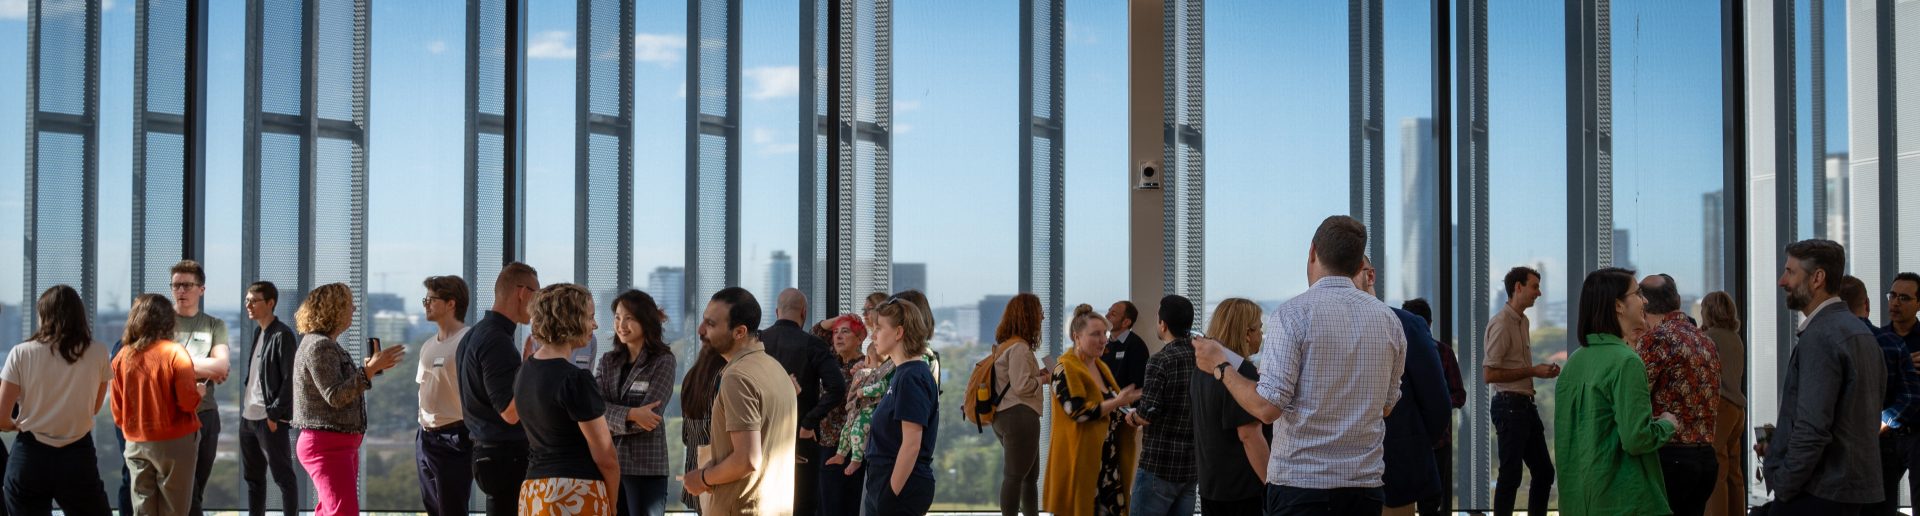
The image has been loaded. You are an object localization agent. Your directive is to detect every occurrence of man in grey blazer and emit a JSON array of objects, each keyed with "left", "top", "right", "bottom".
[{"left": 1758, "top": 239, "right": 1886, "bottom": 515}]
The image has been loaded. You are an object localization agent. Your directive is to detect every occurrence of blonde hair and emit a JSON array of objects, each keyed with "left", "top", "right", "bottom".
[
  {"left": 872, "top": 297, "right": 931, "bottom": 357},
  {"left": 530, "top": 283, "right": 596, "bottom": 349},
  {"left": 1700, "top": 291, "right": 1742, "bottom": 333},
  {"left": 296, "top": 283, "right": 355, "bottom": 336},
  {"left": 1069, "top": 303, "right": 1108, "bottom": 338},
  {"left": 1208, "top": 298, "right": 1265, "bottom": 358}
]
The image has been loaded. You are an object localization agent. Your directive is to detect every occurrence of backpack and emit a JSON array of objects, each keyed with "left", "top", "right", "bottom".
[{"left": 962, "top": 340, "right": 1025, "bottom": 432}]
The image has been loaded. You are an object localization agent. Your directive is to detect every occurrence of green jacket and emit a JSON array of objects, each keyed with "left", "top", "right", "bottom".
[{"left": 1554, "top": 333, "right": 1678, "bottom": 515}]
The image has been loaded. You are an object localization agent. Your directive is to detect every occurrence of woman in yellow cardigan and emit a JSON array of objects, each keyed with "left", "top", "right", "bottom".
[{"left": 1044, "top": 304, "right": 1143, "bottom": 516}]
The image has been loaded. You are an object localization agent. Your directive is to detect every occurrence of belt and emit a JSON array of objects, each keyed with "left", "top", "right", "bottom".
[
  {"left": 1493, "top": 392, "right": 1534, "bottom": 400},
  {"left": 423, "top": 420, "right": 465, "bottom": 433},
  {"left": 1663, "top": 442, "right": 1714, "bottom": 449}
]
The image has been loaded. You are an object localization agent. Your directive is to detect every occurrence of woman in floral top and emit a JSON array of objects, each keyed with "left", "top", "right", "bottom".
[
  {"left": 1043, "top": 304, "right": 1142, "bottom": 516},
  {"left": 816, "top": 314, "right": 868, "bottom": 515}
]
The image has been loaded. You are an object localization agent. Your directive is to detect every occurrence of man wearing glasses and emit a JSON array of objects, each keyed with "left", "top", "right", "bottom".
[
  {"left": 238, "top": 281, "right": 300, "bottom": 516},
  {"left": 415, "top": 275, "right": 474, "bottom": 516},
  {"left": 1885, "top": 273, "right": 1920, "bottom": 366},
  {"left": 458, "top": 262, "right": 541, "bottom": 516},
  {"left": 169, "top": 260, "right": 231, "bottom": 516}
]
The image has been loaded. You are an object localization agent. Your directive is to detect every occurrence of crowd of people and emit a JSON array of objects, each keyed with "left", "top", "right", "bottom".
[{"left": 0, "top": 214, "right": 1913, "bottom": 515}]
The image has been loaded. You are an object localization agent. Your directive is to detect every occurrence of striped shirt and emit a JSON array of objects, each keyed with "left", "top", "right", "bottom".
[{"left": 1256, "top": 276, "right": 1406, "bottom": 489}]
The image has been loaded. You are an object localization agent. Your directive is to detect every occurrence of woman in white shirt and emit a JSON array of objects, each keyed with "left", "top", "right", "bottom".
[{"left": 0, "top": 285, "right": 114, "bottom": 514}]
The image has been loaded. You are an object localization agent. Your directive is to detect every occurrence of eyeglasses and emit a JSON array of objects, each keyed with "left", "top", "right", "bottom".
[
  {"left": 243, "top": 297, "right": 269, "bottom": 306},
  {"left": 1888, "top": 292, "right": 1917, "bottom": 303},
  {"left": 170, "top": 282, "right": 201, "bottom": 292},
  {"left": 421, "top": 296, "right": 446, "bottom": 306}
]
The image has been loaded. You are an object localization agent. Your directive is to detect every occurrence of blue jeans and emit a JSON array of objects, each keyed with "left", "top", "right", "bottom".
[{"left": 1129, "top": 468, "right": 1197, "bottom": 516}]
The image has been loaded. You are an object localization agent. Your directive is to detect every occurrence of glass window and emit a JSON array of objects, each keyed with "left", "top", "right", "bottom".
[{"left": 1062, "top": 2, "right": 1127, "bottom": 332}]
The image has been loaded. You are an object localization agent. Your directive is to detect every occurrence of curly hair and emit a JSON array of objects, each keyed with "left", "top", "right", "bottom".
[
  {"left": 995, "top": 293, "right": 1043, "bottom": 345},
  {"left": 531, "top": 283, "right": 596, "bottom": 349},
  {"left": 296, "top": 283, "right": 355, "bottom": 336}
]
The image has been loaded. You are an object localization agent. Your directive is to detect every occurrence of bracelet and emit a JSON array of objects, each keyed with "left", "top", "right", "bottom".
[{"left": 699, "top": 469, "right": 710, "bottom": 487}]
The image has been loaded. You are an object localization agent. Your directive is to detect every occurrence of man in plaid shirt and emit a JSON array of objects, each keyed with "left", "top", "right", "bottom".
[
  {"left": 1127, "top": 295, "right": 1200, "bottom": 516},
  {"left": 1838, "top": 275, "right": 1920, "bottom": 516}
]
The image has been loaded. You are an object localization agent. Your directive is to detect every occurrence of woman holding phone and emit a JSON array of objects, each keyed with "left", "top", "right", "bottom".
[{"left": 290, "top": 283, "right": 406, "bottom": 516}]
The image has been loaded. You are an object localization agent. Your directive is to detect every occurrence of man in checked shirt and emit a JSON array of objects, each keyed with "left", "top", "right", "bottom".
[{"left": 1190, "top": 215, "right": 1406, "bottom": 516}]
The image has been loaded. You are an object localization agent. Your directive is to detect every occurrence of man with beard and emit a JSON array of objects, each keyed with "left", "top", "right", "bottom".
[{"left": 1756, "top": 240, "right": 1886, "bottom": 515}]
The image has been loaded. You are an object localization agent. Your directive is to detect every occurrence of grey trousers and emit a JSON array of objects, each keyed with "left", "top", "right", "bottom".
[
  {"left": 992, "top": 406, "right": 1041, "bottom": 516},
  {"left": 123, "top": 431, "right": 199, "bottom": 516}
]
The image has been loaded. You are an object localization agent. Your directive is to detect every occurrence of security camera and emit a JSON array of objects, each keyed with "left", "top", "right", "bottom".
[{"left": 1136, "top": 160, "right": 1162, "bottom": 190}]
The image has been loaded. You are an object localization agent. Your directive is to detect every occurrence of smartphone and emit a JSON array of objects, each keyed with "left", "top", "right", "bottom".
[{"left": 367, "top": 338, "right": 384, "bottom": 376}]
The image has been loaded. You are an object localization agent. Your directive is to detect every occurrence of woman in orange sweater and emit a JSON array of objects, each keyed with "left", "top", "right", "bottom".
[{"left": 110, "top": 293, "right": 204, "bottom": 516}]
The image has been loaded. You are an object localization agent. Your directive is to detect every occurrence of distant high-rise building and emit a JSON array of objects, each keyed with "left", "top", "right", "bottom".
[
  {"left": 648, "top": 267, "right": 687, "bottom": 341},
  {"left": 1825, "top": 153, "right": 1850, "bottom": 249},
  {"left": 892, "top": 263, "right": 927, "bottom": 296},
  {"left": 372, "top": 310, "right": 413, "bottom": 345},
  {"left": 766, "top": 251, "right": 794, "bottom": 297},
  {"left": 1400, "top": 117, "right": 1438, "bottom": 304},
  {"left": 2, "top": 303, "right": 21, "bottom": 347},
  {"left": 954, "top": 305, "right": 982, "bottom": 344},
  {"left": 366, "top": 292, "right": 405, "bottom": 315},
  {"left": 977, "top": 295, "right": 1014, "bottom": 348},
  {"left": 1704, "top": 190, "right": 1725, "bottom": 294},
  {"left": 1611, "top": 229, "right": 1633, "bottom": 272}
]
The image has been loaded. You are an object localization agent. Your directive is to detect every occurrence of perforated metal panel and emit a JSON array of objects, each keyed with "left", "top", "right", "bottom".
[
  {"left": 1351, "top": 0, "right": 1385, "bottom": 295},
  {"left": 23, "top": 0, "right": 100, "bottom": 343},
  {"left": 579, "top": 0, "right": 633, "bottom": 355},
  {"left": 466, "top": 0, "right": 525, "bottom": 324},
  {"left": 1454, "top": 0, "right": 1493, "bottom": 508},
  {"left": 134, "top": 0, "right": 206, "bottom": 299},
  {"left": 803, "top": 0, "right": 892, "bottom": 315},
  {"left": 1020, "top": 0, "right": 1065, "bottom": 504},
  {"left": 688, "top": 0, "right": 740, "bottom": 325},
  {"left": 1161, "top": 0, "right": 1203, "bottom": 311}
]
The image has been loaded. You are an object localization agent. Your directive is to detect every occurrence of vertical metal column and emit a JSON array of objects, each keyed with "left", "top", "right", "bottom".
[
  {"left": 1020, "top": 0, "right": 1066, "bottom": 358},
  {"left": 1454, "top": 0, "right": 1492, "bottom": 508},
  {"left": 465, "top": 0, "right": 528, "bottom": 323},
  {"left": 22, "top": 0, "right": 100, "bottom": 340},
  {"left": 1350, "top": 0, "right": 1385, "bottom": 296},
  {"left": 579, "top": 0, "right": 634, "bottom": 350}
]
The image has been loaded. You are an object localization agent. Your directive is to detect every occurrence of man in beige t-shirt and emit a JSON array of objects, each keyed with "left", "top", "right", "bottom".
[
  {"left": 1482, "top": 266, "right": 1560, "bottom": 516},
  {"left": 684, "top": 287, "right": 798, "bottom": 515}
]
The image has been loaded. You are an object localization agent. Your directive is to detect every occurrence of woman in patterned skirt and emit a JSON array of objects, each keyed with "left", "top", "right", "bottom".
[
  {"left": 1043, "top": 304, "right": 1143, "bottom": 516},
  {"left": 515, "top": 284, "right": 620, "bottom": 515}
]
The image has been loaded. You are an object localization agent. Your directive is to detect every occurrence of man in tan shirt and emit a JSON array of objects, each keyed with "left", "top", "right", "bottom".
[
  {"left": 1482, "top": 266, "right": 1559, "bottom": 516},
  {"left": 684, "top": 287, "right": 798, "bottom": 515}
]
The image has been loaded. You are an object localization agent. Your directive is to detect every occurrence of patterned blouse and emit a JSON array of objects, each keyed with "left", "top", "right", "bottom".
[
  {"left": 835, "top": 358, "right": 898, "bottom": 462},
  {"left": 1632, "top": 312, "right": 1722, "bottom": 444},
  {"left": 817, "top": 353, "right": 864, "bottom": 448}
]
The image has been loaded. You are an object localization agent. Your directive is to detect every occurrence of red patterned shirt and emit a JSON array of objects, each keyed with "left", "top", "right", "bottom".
[{"left": 1633, "top": 312, "right": 1722, "bottom": 444}]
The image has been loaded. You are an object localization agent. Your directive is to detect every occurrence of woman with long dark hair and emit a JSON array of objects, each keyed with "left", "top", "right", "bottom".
[
  {"left": 678, "top": 345, "right": 726, "bottom": 514},
  {"left": 1553, "top": 268, "right": 1678, "bottom": 515},
  {"left": 111, "top": 293, "right": 202, "bottom": 516},
  {"left": 0, "top": 285, "right": 113, "bottom": 514},
  {"left": 593, "top": 290, "right": 677, "bottom": 516}
]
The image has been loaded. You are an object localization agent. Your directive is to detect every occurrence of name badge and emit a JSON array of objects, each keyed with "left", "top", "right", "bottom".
[
  {"left": 1116, "top": 352, "right": 1126, "bottom": 359},
  {"left": 627, "top": 381, "right": 649, "bottom": 397},
  {"left": 432, "top": 357, "right": 446, "bottom": 368}
]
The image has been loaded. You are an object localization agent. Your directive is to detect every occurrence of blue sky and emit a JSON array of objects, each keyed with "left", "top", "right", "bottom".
[{"left": 0, "top": 0, "right": 1851, "bottom": 320}]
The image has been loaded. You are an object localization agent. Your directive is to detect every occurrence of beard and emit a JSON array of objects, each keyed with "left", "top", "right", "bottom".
[{"left": 1784, "top": 283, "right": 1813, "bottom": 311}]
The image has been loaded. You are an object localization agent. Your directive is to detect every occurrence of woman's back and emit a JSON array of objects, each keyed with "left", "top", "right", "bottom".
[
  {"left": 111, "top": 340, "right": 202, "bottom": 442},
  {"left": 518, "top": 356, "right": 607, "bottom": 480},
  {"left": 2, "top": 339, "right": 111, "bottom": 447}
]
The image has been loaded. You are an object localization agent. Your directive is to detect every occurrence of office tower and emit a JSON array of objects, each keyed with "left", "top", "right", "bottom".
[
  {"left": 649, "top": 267, "right": 687, "bottom": 341},
  {"left": 892, "top": 262, "right": 928, "bottom": 296},
  {"left": 766, "top": 251, "right": 794, "bottom": 296},
  {"left": 1704, "top": 190, "right": 1725, "bottom": 294},
  {"left": 1825, "top": 154, "right": 1850, "bottom": 248},
  {"left": 1400, "top": 117, "right": 1437, "bottom": 304}
]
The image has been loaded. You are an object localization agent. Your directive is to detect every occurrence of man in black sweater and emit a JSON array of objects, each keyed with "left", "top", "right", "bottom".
[{"left": 761, "top": 288, "right": 847, "bottom": 516}]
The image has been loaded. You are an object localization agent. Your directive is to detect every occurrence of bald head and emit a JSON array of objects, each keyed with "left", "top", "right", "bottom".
[
  {"left": 1640, "top": 273, "right": 1681, "bottom": 315},
  {"left": 777, "top": 288, "right": 809, "bottom": 323}
]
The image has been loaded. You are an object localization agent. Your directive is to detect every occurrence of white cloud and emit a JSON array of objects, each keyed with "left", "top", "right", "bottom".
[
  {"left": 0, "top": 0, "right": 24, "bottom": 20},
  {"left": 636, "top": 33, "right": 685, "bottom": 66},
  {"left": 1066, "top": 21, "right": 1098, "bottom": 44},
  {"left": 751, "top": 127, "right": 776, "bottom": 145},
  {"left": 895, "top": 123, "right": 914, "bottom": 135},
  {"left": 745, "top": 66, "right": 800, "bottom": 100},
  {"left": 102, "top": 0, "right": 114, "bottom": 12},
  {"left": 426, "top": 40, "right": 448, "bottom": 55},
  {"left": 896, "top": 99, "right": 922, "bottom": 113},
  {"left": 528, "top": 31, "right": 575, "bottom": 60},
  {"left": 750, "top": 127, "right": 798, "bottom": 155}
]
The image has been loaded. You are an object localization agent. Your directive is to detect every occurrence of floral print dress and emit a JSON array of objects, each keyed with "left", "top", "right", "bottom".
[
  {"left": 837, "top": 358, "right": 899, "bottom": 462},
  {"left": 1054, "top": 366, "right": 1126, "bottom": 515}
]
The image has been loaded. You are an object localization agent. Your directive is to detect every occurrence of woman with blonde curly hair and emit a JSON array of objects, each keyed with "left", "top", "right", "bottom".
[
  {"left": 516, "top": 284, "right": 620, "bottom": 515},
  {"left": 290, "top": 282, "right": 407, "bottom": 516}
]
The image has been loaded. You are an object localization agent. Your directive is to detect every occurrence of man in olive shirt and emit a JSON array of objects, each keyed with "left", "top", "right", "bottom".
[
  {"left": 683, "top": 287, "right": 798, "bottom": 515},
  {"left": 1483, "top": 266, "right": 1557, "bottom": 516},
  {"left": 170, "top": 260, "right": 231, "bottom": 516}
]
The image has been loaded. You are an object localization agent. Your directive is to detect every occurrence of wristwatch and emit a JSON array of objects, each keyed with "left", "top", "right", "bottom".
[{"left": 1213, "top": 361, "right": 1232, "bottom": 381}]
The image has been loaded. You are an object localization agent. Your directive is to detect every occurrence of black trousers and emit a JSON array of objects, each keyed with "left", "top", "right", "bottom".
[
  {"left": 794, "top": 437, "right": 818, "bottom": 516},
  {"left": 188, "top": 409, "right": 218, "bottom": 516},
  {"left": 1659, "top": 444, "right": 1720, "bottom": 516},
  {"left": 238, "top": 419, "right": 299, "bottom": 516},
  {"left": 1202, "top": 496, "right": 1263, "bottom": 515},
  {"left": 1491, "top": 394, "right": 1553, "bottom": 516},
  {"left": 1264, "top": 485, "right": 1384, "bottom": 516},
  {"left": 1754, "top": 493, "right": 1865, "bottom": 516},
  {"left": 3, "top": 432, "right": 110, "bottom": 516},
  {"left": 1871, "top": 431, "right": 1920, "bottom": 516},
  {"left": 417, "top": 425, "right": 474, "bottom": 516},
  {"left": 1417, "top": 441, "right": 1453, "bottom": 516},
  {"left": 818, "top": 443, "right": 864, "bottom": 516},
  {"left": 472, "top": 440, "right": 529, "bottom": 516}
]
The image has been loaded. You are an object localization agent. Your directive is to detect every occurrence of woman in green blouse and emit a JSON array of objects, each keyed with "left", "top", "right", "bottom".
[{"left": 1554, "top": 267, "right": 1681, "bottom": 515}]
